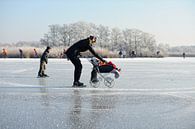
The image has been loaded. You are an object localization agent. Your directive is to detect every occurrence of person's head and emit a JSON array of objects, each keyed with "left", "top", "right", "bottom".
[
  {"left": 89, "top": 35, "right": 96, "bottom": 45},
  {"left": 46, "top": 46, "right": 51, "bottom": 52}
]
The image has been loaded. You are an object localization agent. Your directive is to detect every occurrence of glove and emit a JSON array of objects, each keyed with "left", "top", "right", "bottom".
[{"left": 102, "top": 59, "right": 107, "bottom": 64}]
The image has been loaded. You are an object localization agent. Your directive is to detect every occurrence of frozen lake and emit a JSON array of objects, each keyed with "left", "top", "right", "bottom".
[{"left": 0, "top": 58, "right": 195, "bottom": 129}]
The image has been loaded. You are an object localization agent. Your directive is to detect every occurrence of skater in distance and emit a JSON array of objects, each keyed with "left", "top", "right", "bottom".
[{"left": 38, "top": 46, "right": 51, "bottom": 77}]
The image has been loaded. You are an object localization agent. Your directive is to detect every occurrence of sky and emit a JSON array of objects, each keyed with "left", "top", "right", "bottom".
[{"left": 0, "top": 0, "right": 195, "bottom": 46}]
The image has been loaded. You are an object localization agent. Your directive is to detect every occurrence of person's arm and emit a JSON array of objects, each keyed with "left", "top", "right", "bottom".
[
  {"left": 88, "top": 45, "right": 106, "bottom": 62},
  {"left": 45, "top": 55, "right": 48, "bottom": 64},
  {"left": 43, "top": 52, "right": 48, "bottom": 64}
]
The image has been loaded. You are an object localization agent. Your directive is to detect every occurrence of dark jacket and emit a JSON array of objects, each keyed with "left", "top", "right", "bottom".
[
  {"left": 66, "top": 38, "right": 105, "bottom": 62},
  {"left": 40, "top": 50, "right": 49, "bottom": 64}
]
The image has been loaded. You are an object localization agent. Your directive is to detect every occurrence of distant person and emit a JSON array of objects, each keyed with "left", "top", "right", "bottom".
[
  {"left": 38, "top": 46, "right": 51, "bottom": 77},
  {"left": 131, "top": 51, "right": 136, "bottom": 57},
  {"left": 182, "top": 52, "right": 186, "bottom": 59},
  {"left": 119, "top": 50, "right": 122, "bottom": 58},
  {"left": 60, "top": 49, "right": 66, "bottom": 58},
  {"left": 123, "top": 50, "right": 126, "bottom": 58},
  {"left": 65, "top": 36, "right": 106, "bottom": 87},
  {"left": 19, "top": 49, "right": 24, "bottom": 58},
  {"left": 2, "top": 48, "right": 7, "bottom": 58},
  {"left": 157, "top": 51, "right": 160, "bottom": 57},
  {"left": 34, "top": 48, "right": 39, "bottom": 58}
]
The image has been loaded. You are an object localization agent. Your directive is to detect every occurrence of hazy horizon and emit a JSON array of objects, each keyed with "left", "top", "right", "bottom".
[{"left": 0, "top": 0, "right": 195, "bottom": 46}]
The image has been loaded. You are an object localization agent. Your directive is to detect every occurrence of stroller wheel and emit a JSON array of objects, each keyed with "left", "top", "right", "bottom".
[
  {"left": 90, "top": 80, "right": 100, "bottom": 88},
  {"left": 104, "top": 77, "right": 115, "bottom": 88}
]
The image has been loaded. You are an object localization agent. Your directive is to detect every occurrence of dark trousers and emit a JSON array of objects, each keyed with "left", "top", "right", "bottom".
[
  {"left": 69, "top": 56, "right": 82, "bottom": 83},
  {"left": 91, "top": 65, "right": 113, "bottom": 81},
  {"left": 38, "top": 62, "right": 46, "bottom": 76}
]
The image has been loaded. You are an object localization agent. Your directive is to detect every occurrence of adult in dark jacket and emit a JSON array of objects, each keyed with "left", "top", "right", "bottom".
[
  {"left": 66, "top": 36, "right": 106, "bottom": 87},
  {"left": 38, "top": 46, "right": 51, "bottom": 77}
]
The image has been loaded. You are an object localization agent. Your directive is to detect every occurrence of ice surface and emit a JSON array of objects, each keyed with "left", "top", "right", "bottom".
[{"left": 0, "top": 58, "right": 195, "bottom": 129}]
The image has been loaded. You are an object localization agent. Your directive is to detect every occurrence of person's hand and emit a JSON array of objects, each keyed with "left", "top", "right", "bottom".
[{"left": 102, "top": 59, "right": 107, "bottom": 64}]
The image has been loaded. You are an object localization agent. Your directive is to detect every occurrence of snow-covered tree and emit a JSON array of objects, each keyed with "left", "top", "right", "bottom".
[
  {"left": 97, "top": 25, "right": 110, "bottom": 48},
  {"left": 40, "top": 21, "right": 168, "bottom": 57}
]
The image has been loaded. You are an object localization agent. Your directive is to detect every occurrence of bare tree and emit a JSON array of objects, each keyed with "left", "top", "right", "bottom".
[
  {"left": 131, "top": 29, "right": 142, "bottom": 56},
  {"left": 97, "top": 25, "right": 110, "bottom": 48},
  {"left": 48, "top": 24, "right": 61, "bottom": 46},
  {"left": 123, "top": 29, "right": 133, "bottom": 55},
  {"left": 39, "top": 21, "right": 168, "bottom": 57},
  {"left": 40, "top": 34, "right": 50, "bottom": 46},
  {"left": 110, "top": 27, "right": 122, "bottom": 51}
]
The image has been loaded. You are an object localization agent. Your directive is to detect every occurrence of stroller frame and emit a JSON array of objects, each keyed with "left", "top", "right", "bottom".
[{"left": 88, "top": 58, "right": 115, "bottom": 88}]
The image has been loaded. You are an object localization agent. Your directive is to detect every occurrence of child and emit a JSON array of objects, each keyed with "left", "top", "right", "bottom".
[
  {"left": 38, "top": 46, "right": 51, "bottom": 77},
  {"left": 90, "top": 57, "right": 120, "bottom": 83}
]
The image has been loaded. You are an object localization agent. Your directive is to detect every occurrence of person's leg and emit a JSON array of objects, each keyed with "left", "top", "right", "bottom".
[
  {"left": 41, "top": 62, "right": 45, "bottom": 75},
  {"left": 69, "top": 57, "right": 83, "bottom": 85},
  {"left": 38, "top": 62, "right": 43, "bottom": 77},
  {"left": 91, "top": 67, "right": 97, "bottom": 81},
  {"left": 42, "top": 62, "right": 48, "bottom": 76}
]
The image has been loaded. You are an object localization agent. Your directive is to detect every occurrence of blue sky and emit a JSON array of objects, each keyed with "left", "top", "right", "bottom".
[{"left": 0, "top": 0, "right": 194, "bottom": 46}]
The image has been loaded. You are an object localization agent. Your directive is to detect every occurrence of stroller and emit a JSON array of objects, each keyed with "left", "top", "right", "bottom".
[{"left": 88, "top": 57, "right": 121, "bottom": 88}]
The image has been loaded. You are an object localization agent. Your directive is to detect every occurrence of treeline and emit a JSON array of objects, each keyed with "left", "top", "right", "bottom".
[
  {"left": 40, "top": 21, "right": 169, "bottom": 57},
  {"left": 1, "top": 21, "right": 172, "bottom": 58}
]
